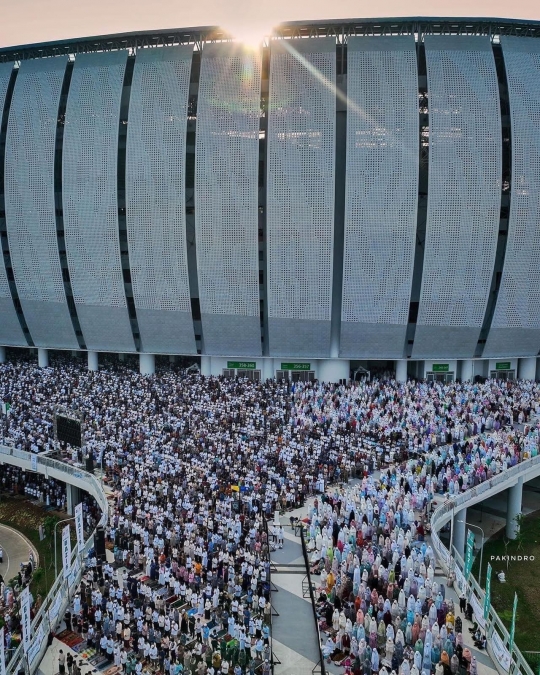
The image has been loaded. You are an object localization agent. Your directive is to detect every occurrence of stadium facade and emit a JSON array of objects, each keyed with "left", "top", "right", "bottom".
[{"left": 0, "top": 17, "right": 540, "bottom": 383}]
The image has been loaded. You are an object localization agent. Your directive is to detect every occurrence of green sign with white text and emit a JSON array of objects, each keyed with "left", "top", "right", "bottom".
[
  {"left": 464, "top": 530, "right": 475, "bottom": 580},
  {"left": 432, "top": 364, "right": 450, "bottom": 372},
  {"left": 483, "top": 563, "right": 492, "bottom": 620},
  {"left": 495, "top": 362, "right": 512, "bottom": 371},
  {"left": 227, "top": 361, "right": 256, "bottom": 369},
  {"left": 280, "top": 363, "right": 311, "bottom": 371}
]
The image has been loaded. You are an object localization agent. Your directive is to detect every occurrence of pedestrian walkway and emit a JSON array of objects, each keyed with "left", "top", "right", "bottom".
[
  {"left": 270, "top": 506, "right": 322, "bottom": 675},
  {"left": 0, "top": 523, "right": 39, "bottom": 582}
]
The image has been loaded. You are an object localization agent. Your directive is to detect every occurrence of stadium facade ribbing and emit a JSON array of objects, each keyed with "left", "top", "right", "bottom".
[{"left": 1, "top": 17, "right": 540, "bottom": 382}]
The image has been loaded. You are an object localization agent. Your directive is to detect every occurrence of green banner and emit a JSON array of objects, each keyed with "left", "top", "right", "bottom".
[
  {"left": 280, "top": 362, "right": 311, "bottom": 371},
  {"left": 431, "top": 363, "right": 450, "bottom": 372},
  {"left": 464, "top": 530, "right": 475, "bottom": 580},
  {"left": 509, "top": 593, "right": 518, "bottom": 653},
  {"left": 227, "top": 361, "right": 256, "bottom": 369},
  {"left": 483, "top": 563, "right": 492, "bottom": 620},
  {"left": 495, "top": 362, "right": 512, "bottom": 371}
]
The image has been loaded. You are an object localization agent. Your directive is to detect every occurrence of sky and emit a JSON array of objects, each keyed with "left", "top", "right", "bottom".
[{"left": 0, "top": 0, "right": 539, "bottom": 48}]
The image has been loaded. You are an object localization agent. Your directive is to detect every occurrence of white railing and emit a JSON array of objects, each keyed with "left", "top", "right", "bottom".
[
  {"left": 430, "top": 454, "right": 540, "bottom": 675},
  {"left": 0, "top": 445, "right": 109, "bottom": 675}
]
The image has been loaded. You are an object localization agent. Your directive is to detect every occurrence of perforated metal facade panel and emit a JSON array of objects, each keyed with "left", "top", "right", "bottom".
[
  {"left": 484, "top": 37, "right": 540, "bottom": 357},
  {"left": 340, "top": 37, "right": 418, "bottom": 359},
  {"left": 126, "top": 45, "right": 196, "bottom": 355},
  {"left": 62, "top": 50, "right": 135, "bottom": 352},
  {"left": 267, "top": 38, "right": 336, "bottom": 357},
  {"left": 5, "top": 57, "right": 78, "bottom": 349},
  {"left": 195, "top": 43, "right": 262, "bottom": 356},
  {"left": 0, "top": 62, "right": 27, "bottom": 346},
  {"left": 413, "top": 36, "right": 501, "bottom": 358}
]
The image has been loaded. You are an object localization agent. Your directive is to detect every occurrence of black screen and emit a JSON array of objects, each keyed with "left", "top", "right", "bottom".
[{"left": 56, "top": 415, "right": 82, "bottom": 448}]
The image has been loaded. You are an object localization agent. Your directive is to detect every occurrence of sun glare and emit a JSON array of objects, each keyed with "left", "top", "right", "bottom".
[{"left": 221, "top": 22, "right": 274, "bottom": 49}]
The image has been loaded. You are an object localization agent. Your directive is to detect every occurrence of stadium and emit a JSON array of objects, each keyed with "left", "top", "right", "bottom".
[
  {"left": 1, "top": 17, "right": 540, "bottom": 383},
  {"left": 1, "top": 18, "right": 540, "bottom": 675}
]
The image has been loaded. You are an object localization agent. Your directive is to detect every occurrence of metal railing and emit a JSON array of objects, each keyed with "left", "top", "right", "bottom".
[
  {"left": 299, "top": 527, "right": 326, "bottom": 675},
  {"left": 0, "top": 445, "right": 108, "bottom": 675},
  {"left": 430, "top": 453, "right": 540, "bottom": 675}
]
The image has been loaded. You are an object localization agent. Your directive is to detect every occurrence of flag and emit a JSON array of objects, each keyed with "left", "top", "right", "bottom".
[
  {"left": 1, "top": 402, "right": 10, "bottom": 415},
  {"left": 509, "top": 593, "right": 518, "bottom": 653},
  {"left": 483, "top": 563, "right": 492, "bottom": 620},
  {"left": 231, "top": 485, "right": 240, "bottom": 492}
]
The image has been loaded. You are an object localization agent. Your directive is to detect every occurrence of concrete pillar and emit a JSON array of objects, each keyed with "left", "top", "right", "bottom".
[
  {"left": 519, "top": 357, "right": 536, "bottom": 381},
  {"left": 461, "top": 359, "right": 474, "bottom": 382},
  {"left": 318, "top": 359, "right": 350, "bottom": 384},
  {"left": 88, "top": 351, "right": 98, "bottom": 371},
  {"left": 200, "top": 356, "right": 211, "bottom": 376},
  {"left": 169, "top": 355, "right": 176, "bottom": 364},
  {"left": 0, "top": 347, "right": 5, "bottom": 364},
  {"left": 396, "top": 359, "right": 408, "bottom": 383},
  {"left": 139, "top": 353, "right": 155, "bottom": 375},
  {"left": 118, "top": 353, "right": 125, "bottom": 362},
  {"left": 38, "top": 348, "right": 49, "bottom": 368},
  {"left": 66, "top": 484, "right": 80, "bottom": 516},
  {"left": 262, "top": 359, "right": 274, "bottom": 381},
  {"left": 506, "top": 477, "right": 523, "bottom": 540},
  {"left": 453, "top": 509, "right": 467, "bottom": 560}
]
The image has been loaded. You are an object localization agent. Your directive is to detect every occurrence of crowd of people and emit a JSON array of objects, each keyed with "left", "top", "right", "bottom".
[
  {"left": 306, "top": 421, "right": 536, "bottom": 675},
  {"left": 0, "top": 354, "right": 538, "bottom": 675}
]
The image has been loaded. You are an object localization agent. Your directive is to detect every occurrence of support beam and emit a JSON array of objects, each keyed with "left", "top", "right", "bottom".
[
  {"left": 461, "top": 359, "right": 474, "bottom": 382},
  {"left": 66, "top": 484, "right": 80, "bottom": 516},
  {"left": 453, "top": 509, "right": 467, "bottom": 560},
  {"left": 519, "top": 357, "right": 536, "bottom": 381},
  {"left": 0, "top": 347, "right": 5, "bottom": 364},
  {"left": 506, "top": 477, "right": 523, "bottom": 540},
  {"left": 118, "top": 353, "right": 125, "bottom": 362},
  {"left": 88, "top": 351, "right": 98, "bottom": 371},
  {"left": 396, "top": 359, "right": 408, "bottom": 383},
  {"left": 139, "top": 353, "right": 155, "bottom": 375},
  {"left": 38, "top": 348, "right": 49, "bottom": 368},
  {"left": 200, "top": 355, "right": 211, "bottom": 377}
]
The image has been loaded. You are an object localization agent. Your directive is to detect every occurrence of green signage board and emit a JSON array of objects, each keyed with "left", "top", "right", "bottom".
[
  {"left": 432, "top": 363, "right": 450, "bottom": 372},
  {"left": 464, "top": 530, "right": 475, "bottom": 580},
  {"left": 495, "top": 362, "right": 512, "bottom": 371},
  {"left": 227, "top": 361, "right": 256, "bottom": 370},
  {"left": 509, "top": 593, "right": 518, "bottom": 653},
  {"left": 281, "top": 362, "right": 311, "bottom": 371},
  {"left": 483, "top": 563, "right": 492, "bottom": 620}
]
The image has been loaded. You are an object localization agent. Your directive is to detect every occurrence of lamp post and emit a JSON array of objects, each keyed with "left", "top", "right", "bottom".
[
  {"left": 54, "top": 516, "right": 75, "bottom": 580},
  {"left": 458, "top": 520, "right": 485, "bottom": 586}
]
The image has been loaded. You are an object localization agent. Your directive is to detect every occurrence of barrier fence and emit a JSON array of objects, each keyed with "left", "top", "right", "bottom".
[{"left": 299, "top": 526, "right": 326, "bottom": 675}]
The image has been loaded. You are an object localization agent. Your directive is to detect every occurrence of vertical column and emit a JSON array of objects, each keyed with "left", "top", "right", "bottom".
[
  {"left": 139, "top": 354, "right": 155, "bottom": 376},
  {"left": 88, "top": 351, "right": 98, "bottom": 372},
  {"left": 38, "top": 348, "right": 49, "bottom": 368},
  {"left": 453, "top": 509, "right": 467, "bottom": 560},
  {"left": 262, "top": 359, "right": 274, "bottom": 381},
  {"left": 200, "top": 356, "right": 211, "bottom": 377},
  {"left": 66, "top": 484, "right": 80, "bottom": 516},
  {"left": 461, "top": 359, "right": 474, "bottom": 382},
  {"left": 396, "top": 360, "right": 408, "bottom": 383},
  {"left": 518, "top": 357, "right": 536, "bottom": 380},
  {"left": 506, "top": 477, "right": 523, "bottom": 540},
  {"left": 0, "top": 347, "right": 5, "bottom": 364}
]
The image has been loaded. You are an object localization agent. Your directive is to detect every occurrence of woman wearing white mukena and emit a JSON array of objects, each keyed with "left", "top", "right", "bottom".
[{"left": 0, "top": 545, "right": 3, "bottom": 563}]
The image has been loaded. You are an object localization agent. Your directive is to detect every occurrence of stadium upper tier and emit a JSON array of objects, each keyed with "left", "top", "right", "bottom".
[{"left": 1, "top": 18, "right": 540, "bottom": 368}]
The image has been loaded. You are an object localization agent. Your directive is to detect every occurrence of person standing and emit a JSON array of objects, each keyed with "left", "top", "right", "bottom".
[{"left": 58, "top": 650, "right": 66, "bottom": 675}]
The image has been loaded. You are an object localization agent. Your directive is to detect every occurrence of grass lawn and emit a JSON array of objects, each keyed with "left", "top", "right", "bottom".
[
  {"left": 0, "top": 495, "right": 65, "bottom": 598},
  {"left": 472, "top": 509, "right": 540, "bottom": 661}
]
